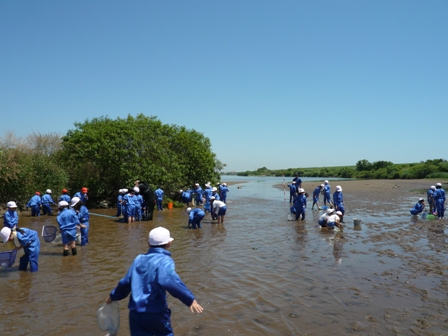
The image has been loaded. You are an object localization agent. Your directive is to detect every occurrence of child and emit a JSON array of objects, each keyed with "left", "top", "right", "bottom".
[
  {"left": 333, "top": 185, "right": 345, "bottom": 222},
  {"left": 57, "top": 201, "right": 80, "bottom": 256},
  {"left": 155, "top": 186, "right": 164, "bottom": 211},
  {"left": 4, "top": 201, "right": 19, "bottom": 229},
  {"left": 287, "top": 181, "right": 297, "bottom": 203},
  {"left": 42, "top": 189, "right": 56, "bottom": 215},
  {"left": 311, "top": 185, "right": 323, "bottom": 211},
  {"left": 186, "top": 207, "right": 205, "bottom": 229},
  {"left": 293, "top": 188, "right": 307, "bottom": 221},
  {"left": 59, "top": 189, "right": 71, "bottom": 203},
  {"left": 71, "top": 197, "right": 89, "bottom": 246},
  {"left": 220, "top": 183, "right": 229, "bottom": 203},
  {"left": 181, "top": 188, "right": 192, "bottom": 207},
  {"left": 410, "top": 198, "right": 425, "bottom": 216},
  {"left": 210, "top": 197, "right": 227, "bottom": 224},
  {"left": 26, "top": 192, "right": 42, "bottom": 217},
  {"left": 1, "top": 226, "right": 40, "bottom": 272},
  {"left": 318, "top": 208, "right": 335, "bottom": 227}
]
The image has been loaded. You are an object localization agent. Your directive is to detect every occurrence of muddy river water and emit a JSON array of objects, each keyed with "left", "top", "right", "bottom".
[{"left": 1, "top": 177, "right": 447, "bottom": 335}]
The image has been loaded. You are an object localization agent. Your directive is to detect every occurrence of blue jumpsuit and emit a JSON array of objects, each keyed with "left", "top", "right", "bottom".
[
  {"left": 155, "top": 188, "right": 164, "bottom": 211},
  {"left": 312, "top": 187, "right": 321, "bottom": 207},
  {"left": 123, "top": 193, "right": 138, "bottom": 218},
  {"left": 220, "top": 186, "right": 229, "bottom": 203},
  {"left": 57, "top": 208, "right": 80, "bottom": 244},
  {"left": 42, "top": 193, "right": 55, "bottom": 215},
  {"left": 4, "top": 210, "right": 19, "bottom": 229},
  {"left": 15, "top": 228, "right": 40, "bottom": 272},
  {"left": 77, "top": 205, "right": 90, "bottom": 246},
  {"left": 115, "top": 194, "right": 123, "bottom": 217},
  {"left": 433, "top": 188, "right": 446, "bottom": 219},
  {"left": 181, "top": 189, "right": 192, "bottom": 205},
  {"left": 287, "top": 184, "right": 297, "bottom": 203},
  {"left": 59, "top": 193, "right": 71, "bottom": 203},
  {"left": 27, "top": 195, "right": 42, "bottom": 216},
  {"left": 74, "top": 191, "right": 88, "bottom": 205},
  {"left": 203, "top": 187, "right": 212, "bottom": 212},
  {"left": 333, "top": 191, "right": 344, "bottom": 215},
  {"left": 195, "top": 187, "right": 203, "bottom": 205},
  {"left": 427, "top": 189, "right": 435, "bottom": 214},
  {"left": 410, "top": 202, "right": 424, "bottom": 215},
  {"left": 293, "top": 194, "right": 307, "bottom": 220},
  {"left": 188, "top": 208, "right": 205, "bottom": 229},
  {"left": 135, "top": 194, "right": 144, "bottom": 220},
  {"left": 109, "top": 248, "right": 196, "bottom": 336},
  {"left": 324, "top": 184, "right": 331, "bottom": 206}
]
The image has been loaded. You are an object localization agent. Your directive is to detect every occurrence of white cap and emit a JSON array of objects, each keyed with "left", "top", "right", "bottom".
[
  {"left": 58, "top": 201, "right": 69, "bottom": 208},
  {"left": 320, "top": 184, "right": 324, "bottom": 187},
  {"left": 70, "top": 197, "right": 81, "bottom": 207},
  {"left": 336, "top": 211, "right": 343, "bottom": 216},
  {"left": 0, "top": 227, "right": 11, "bottom": 243},
  {"left": 186, "top": 207, "right": 192, "bottom": 213},
  {"left": 123, "top": 188, "right": 128, "bottom": 193},
  {"left": 6, "top": 201, "right": 17, "bottom": 208},
  {"left": 46, "top": 189, "right": 52, "bottom": 194},
  {"left": 205, "top": 184, "right": 211, "bottom": 188},
  {"left": 180, "top": 189, "right": 183, "bottom": 193},
  {"left": 326, "top": 208, "right": 335, "bottom": 214},
  {"left": 298, "top": 188, "right": 305, "bottom": 193},
  {"left": 222, "top": 183, "right": 227, "bottom": 186},
  {"left": 212, "top": 187, "right": 217, "bottom": 191},
  {"left": 431, "top": 185, "right": 436, "bottom": 190},
  {"left": 292, "top": 181, "right": 296, "bottom": 184},
  {"left": 210, "top": 196, "right": 215, "bottom": 201},
  {"left": 336, "top": 186, "right": 342, "bottom": 191},
  {"left": 149, "top": 227, "right": 174, "bottom": 246},
  {"left": 324, "top": 180, "right": 329, "bottom": 183},
  {"left": 195, "top": 183, "right": 199, "bottom": 186},
  {"left": 133, "top": 187, "right": 140, "bottom": 193},
  {"left": 419, "top": 198, "right": 424, "bottom": 201},
  {"left": 119, "top": 189, "right": 123, "bottom": 193},
  {"left": 436, "top": 183, "right": 442, "bottom": 186}
]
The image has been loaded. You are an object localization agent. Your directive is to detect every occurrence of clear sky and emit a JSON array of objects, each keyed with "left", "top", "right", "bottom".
[{"left": 1, "top": 1, "right": 447, "bottom": 172}]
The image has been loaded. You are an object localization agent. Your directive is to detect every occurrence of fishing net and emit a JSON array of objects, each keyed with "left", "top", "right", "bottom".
[
  {"left": 0, "top": 249, "right": 17, "bottom": 268},
  {"left": 97, "top": 301, "right": 120, "bottom": 336},
  {"left": 42, "top": 225, "right": 58, "bottom": 243}
]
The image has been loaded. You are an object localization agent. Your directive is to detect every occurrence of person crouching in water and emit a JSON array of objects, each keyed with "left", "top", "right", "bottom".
[
  {"left": 293, "top": 188, "right": 307, "bottom": 221},
  {"left": 186, "top": 207, "right": 205, "bottom": 229},
  {"left": 318, "top": 208, "right": 335, "bottom": 228},
  {"left": 57, "top": 201, "right": 81, "bottom": 256},
  {"left": 0, "top": 226, "right": 40, "bottom": 272},
  {"left": 410, "top": 198, "right": 425, "bottom": 216},
  {"left": 327, "top": 211, "right": 343, "bottom": 230},
  {"left": 210, "top": 197, "right": 227, "bottom": 224},
  {"left": 71, "top": 197, "right": 89, "bottom": 246}
]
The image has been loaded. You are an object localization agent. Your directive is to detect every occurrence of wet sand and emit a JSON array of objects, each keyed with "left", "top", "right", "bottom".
[{"left": 1, "top": 178, "right": 447, "bottom": 335}]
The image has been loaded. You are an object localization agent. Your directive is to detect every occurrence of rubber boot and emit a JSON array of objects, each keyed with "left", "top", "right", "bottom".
[
  {"left": 63, "top": 249, "right": 69, "bottom": 256},
  {"left": 72, "top": 247, "right": 77, "bottom": 256}
]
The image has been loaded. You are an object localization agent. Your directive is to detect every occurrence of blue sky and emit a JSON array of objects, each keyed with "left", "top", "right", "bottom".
[{"left": 1, "top": 1, "right": 447, "bottom": 172}]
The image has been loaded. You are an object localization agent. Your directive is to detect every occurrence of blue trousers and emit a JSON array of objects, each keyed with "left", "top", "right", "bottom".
[
  {"left": 323, "top": 193, "right": 331, "bottom": 205},
  {"left": 156, "top": 200, "right": 163, "bottom": 210},
  {"left": 435, "top": 200, "right": 445, "bottom": 218},
  {"left": 129, "top": 309, "right": 173, "bottom": 336},
  {"left": 42, "top": 204, "right": 53, "bottom": 215},
  {"left": 19, "top": 240, "right": 40, "bottom": 272},
  {"left": 31, "top": 205, "right": 40, "bottom": 216},
  {"left": 80, "top": 223, "right": 89, "bottom": 246}
]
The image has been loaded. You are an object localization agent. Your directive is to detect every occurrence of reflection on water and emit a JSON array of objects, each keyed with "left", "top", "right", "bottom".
[{"left": 0, "top": 177, "right": 447, "bottom": 335}]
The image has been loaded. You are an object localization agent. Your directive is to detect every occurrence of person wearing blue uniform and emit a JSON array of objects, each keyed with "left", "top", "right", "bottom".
[
  {"left": 74, "top": 187, "right": 89, "bottom": 205},
  {"left": 194, "top": 183, "right": 203, "bottom": 206},
  {"left": 433, "top": 183, "right": 446, "bottom": 219},
  {"left": 318, "top": 208, "right": 335, "bottom": 227},
  {"left": 4, "top": 201, "right": 19, "bottom": 229},
  {"left": 133, "top": 187, "right": 144, "bottom": 221},
  {"left": 311, "top": 184, "right": 324, "bottom": 210},
  {"left": 59, "top": 189, "right": 71, "bottom": 203},
  {"left": 202, "top": 184, "right": 212, "bottom": 212},
  {"left": 186, "top": 207, "right": 205, "bottom": 229},
  {"left": 42, "top": 189, "right": 55, "bottom": 216},
  {"left": 71, "top": 197, "right": 89, "bottom": 246},
  {"left": 293, "top": 188, "right": 307, "bottom": 221},
  {"left": 427, "top": 186, "right": 436, "bottom": 215},
  {"left": 26, "top": 192, "right": 42, "bottom": 216},
  {"left": 57, "top": 201, "right": 80, "bottom": 256},
  {"left": 333, "top": 185, "right": 345, "bottom": 222},
  {"left": 115, "top": 189, "right": 124, "bottom": 218},
  {"left": 410, "top": 198, "right": 425, "bottom": 216},
  {"left": 292, "top": 174, "right": 302, "bottom": 189},
  {"left": 181, "top": 188, "right": 192, "bottom": 207},
  {"left": 106, "top": 227, "right": 203, "bottom": 336},
  {"left": 287, "top": 181, "right": 297, "bottom": 203},
  {"left": 155, "top": 186, "right": 164, "bottom": 211},
  {"left": 1, "top": 226, "right": 40, "bottom": 272},
  {"left": 323, "top": 180, "right": 333, "bottom": 207},
  {"left": 210, "top": 197, "right": 227, "bottom": 224},
  {"left": 123, "top": 189, "right": 138, "bottom": 224},
  {"left": 220, "top": 183, "right": 229, "bottom": 203}
]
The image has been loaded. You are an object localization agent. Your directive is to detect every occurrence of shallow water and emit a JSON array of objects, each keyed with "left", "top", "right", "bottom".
[{"left": 0, "top": 177, "right": 447, "bottom": 335}]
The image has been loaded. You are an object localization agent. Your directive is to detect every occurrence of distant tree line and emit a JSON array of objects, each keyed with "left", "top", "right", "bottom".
[
  {"left": 0, "top": 114, "right": 224, "bottom": 208},
  {"left": 232, "top": 159, "right": 448, "bottom": 180}
]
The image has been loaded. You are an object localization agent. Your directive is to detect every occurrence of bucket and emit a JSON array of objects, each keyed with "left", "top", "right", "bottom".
[
  {"left": 353, "top": 218, "right": 362, "bottom": 226},
  {"left": 167, "top": 202, "right": 173, "bottom": 210}
]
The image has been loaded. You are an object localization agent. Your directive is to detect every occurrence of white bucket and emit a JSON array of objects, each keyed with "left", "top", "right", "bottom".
[{"left": 353, "top": 218, "right": 362, "bottom": 226}]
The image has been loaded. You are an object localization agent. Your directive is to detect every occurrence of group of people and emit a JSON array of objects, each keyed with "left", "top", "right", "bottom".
[
  {"left": 410, "top": 183, "right": 446, "bottom": 219},
  {"left": 1, "top": 188, "right": 91, "bottom": 272},
  {"left": 288, "top": 179, "right": 345, "bottom": 226},
  {"left": 25, "top": 188, "right": 89, "bottom": 216}
]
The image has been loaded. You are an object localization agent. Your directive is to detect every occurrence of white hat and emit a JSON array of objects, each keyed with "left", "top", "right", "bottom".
[
  {"left": 419, "top": 198, "right": 424, "bottom": 201},
  {"left": 6, "top": 201, "right": 17, "bottom": 208},
  {"left": 320, "top": 184, "right": 324, "bottom": 187},
  {"left": 336, "top": 211, "right": 343, "bottom": 216},
  {"left": 46, "top": 189, "right": 52, "bottom": 194},
  {"left": 133, "top": 187, "right": 140, "bottom": 193},
  {"left": 186, "top": 207, "right": 192, "bottom": 213},
  {"left": 210, "top": 196, "right": 216, "bottom": 201},
  {"left": 431, "top": 185, "right": 436, "bottom": 190},
  {"left": 123, "top": 188, "right": 128, "bottom": 193},
  {"left": 195, "top": 183, "right": 199, "bottom": 186},
  {"left": 326, "top": 208, "right": 335, "bottom": 214},
  {"left": 119, "top": 189, "right": 123, "bottom": 193},
  {"left": 180, "top": 189, "right": 183, "bottom": 193},
  {"left": 336, "top": 186, "right": 342, "bottom": 192},
  {"left": 205, "top": 184, "right": 211, "bottom": 188},
  {"left": 0, "top": 227, "right": 11, "bottom": 243},
  {"left": 212, "top": 187, "right": 217, "bottom": 191},
  {"left": 58, "top": 200, "right": 69, "bottom": 207},
  {"left": 222, "top": 183, "right": 227, "bottom": 186},
  {"left": 292, "top": 181, "right": 296, "bottom": 184},
  {"left": 149, "top": 227, "right": 174, "bottom": 246},
  {"left": 298, "top": 188, "right": 305, "bottom": 193},
  {"left": 324, "top": 180, "right": 329, "bottom": 183},
  {"left": 436, "top": 183, "right": 442, "bottom": 186},
  {"left": 70, "top": 197, "right": 81, "bottom": 207}
]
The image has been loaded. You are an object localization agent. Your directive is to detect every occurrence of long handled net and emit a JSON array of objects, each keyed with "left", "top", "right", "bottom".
[{"left": 0, "top": 249, "right": 17, "bottom": 268}]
